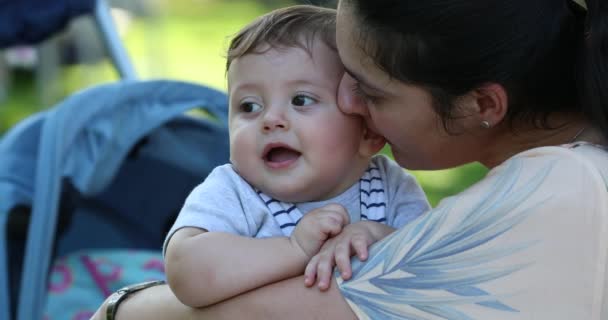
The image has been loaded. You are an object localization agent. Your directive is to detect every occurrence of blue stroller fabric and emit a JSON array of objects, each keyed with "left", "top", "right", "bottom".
[
  {"left": 0, "top": 0, "right": 96, "bottom": 47},
  {"left": 0, "top": 79, "right": 230, "bottom": 319}
]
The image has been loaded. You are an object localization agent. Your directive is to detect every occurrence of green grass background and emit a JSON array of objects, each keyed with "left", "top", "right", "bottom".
[{"left": 0, "top": 0, "right": 487, "bottom": 206}]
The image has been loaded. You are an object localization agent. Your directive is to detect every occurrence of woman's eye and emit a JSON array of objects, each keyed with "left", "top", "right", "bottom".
[
  {"left": 351, "top": 82, "right": 379, "bottom": 104},
  {"left": 240, "top": 102, "right": 262, "bottom": 113},
  {"left": 291, "top": 95, "right": 316, "bottom": 107}
]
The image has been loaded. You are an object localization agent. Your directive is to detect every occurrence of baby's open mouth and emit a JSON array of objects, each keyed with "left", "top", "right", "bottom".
[{"left": 263, "top": 144, "right": 301, "bottom": 167}]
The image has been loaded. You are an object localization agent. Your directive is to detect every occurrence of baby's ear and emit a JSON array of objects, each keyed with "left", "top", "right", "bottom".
[{"left": 359, "top": 127, "right": 386, "bottom": 157}]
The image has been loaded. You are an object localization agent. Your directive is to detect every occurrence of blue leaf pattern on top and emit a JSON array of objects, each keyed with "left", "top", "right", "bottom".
[{"left": 337, "top": 158, "right": 556, "bottom": 319}]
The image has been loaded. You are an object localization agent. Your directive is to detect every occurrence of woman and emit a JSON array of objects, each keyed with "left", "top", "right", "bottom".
[{"left": 93, "top": 0, "right": 608, "bottom": 318}]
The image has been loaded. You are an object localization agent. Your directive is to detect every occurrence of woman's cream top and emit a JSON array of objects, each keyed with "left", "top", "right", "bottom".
[{"left": 337, "top": 143, "right": 608, "bottom": 319}]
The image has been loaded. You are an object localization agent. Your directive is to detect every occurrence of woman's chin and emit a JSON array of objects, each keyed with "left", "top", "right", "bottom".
[{"left": 393, "top": 152, "right": 432, "bottom": 170}]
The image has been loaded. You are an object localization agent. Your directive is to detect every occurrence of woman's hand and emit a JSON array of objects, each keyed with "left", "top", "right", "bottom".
[
  {"left": 290, "top": 204, "right": 350, "bottom": 260},
  {"left": 304, "top": 221, "right": 396, "bottom": 290}
]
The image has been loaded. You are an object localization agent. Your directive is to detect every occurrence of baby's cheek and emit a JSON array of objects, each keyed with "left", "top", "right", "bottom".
[{"left": 229, "top": 131, "right": 254, "bottom": 169}]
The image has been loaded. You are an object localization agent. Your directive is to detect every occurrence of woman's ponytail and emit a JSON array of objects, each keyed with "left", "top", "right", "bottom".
[{"left": 578, "top": 0, "right": 608, "bottom": 138}]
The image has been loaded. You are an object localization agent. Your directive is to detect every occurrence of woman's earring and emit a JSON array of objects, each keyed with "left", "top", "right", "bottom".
[{"left": 481, "top": 120, "right": 491, "bottom": 129}]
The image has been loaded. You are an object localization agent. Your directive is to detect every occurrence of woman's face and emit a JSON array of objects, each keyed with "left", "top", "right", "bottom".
[{"left": 336, "top": 1, "right": 480, "bottom": 170}]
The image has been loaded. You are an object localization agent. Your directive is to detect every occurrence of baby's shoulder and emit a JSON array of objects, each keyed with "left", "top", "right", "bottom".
[{"left": 190, "top": 163, "right": 260, "bottom": 201}]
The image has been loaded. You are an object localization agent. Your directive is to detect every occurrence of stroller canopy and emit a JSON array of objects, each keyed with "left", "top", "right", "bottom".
[{"left": 0, "top": 80, "right": 230, "bottom": 320}]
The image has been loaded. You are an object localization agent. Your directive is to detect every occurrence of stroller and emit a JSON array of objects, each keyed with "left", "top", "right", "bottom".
[{"left": 0, "top": 1, "right": 230, "bottom": 319}]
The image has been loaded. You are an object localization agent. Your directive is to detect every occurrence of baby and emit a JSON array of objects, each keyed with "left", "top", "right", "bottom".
[{"left": 163, "top": 5, "right": 430, "bottom": 308}]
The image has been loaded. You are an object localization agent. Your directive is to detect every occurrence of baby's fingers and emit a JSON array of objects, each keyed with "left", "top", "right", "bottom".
[
  {"left": 304, "top": 255, "right": 320, "bottom": 287},
  {"left": 315, "top": 253, "right": 336, "bottom": 291},
  {"left": 319, "top": 214, "right": 345, "bottom": 237},
  {"left": 335, "top": 236, "right": 370, "bottom": 280},
  {"left": 334, "top": 239, "right": 353, "bottom": 280},
  {"left": 321, "top": 204, "right": 350, "bottom": 225},
  {"left": 352, "top": 236, "right": 369, "bottom": 261}
]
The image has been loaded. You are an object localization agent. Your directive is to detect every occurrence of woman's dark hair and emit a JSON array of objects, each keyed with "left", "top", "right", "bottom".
[{"left": 344, "top": 0, "right": 607, "bottom": 136}]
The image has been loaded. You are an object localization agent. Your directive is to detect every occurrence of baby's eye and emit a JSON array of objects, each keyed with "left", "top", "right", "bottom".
[
  {"left": 240, "top": 102, "right": 263, "bottom": 113},
  {"left": 291, "top": 95, "right": 316, "bottom": 107}
]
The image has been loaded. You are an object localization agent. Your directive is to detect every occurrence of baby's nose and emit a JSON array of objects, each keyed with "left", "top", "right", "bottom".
[{"left": 262, "top": 110, "right": 289, "bottom": 132}]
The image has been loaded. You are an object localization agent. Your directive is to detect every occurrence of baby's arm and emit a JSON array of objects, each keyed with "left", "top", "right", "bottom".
[
  {"left": 163, "top": 165, "right": 312, "bottom": 308},
  {"left": 165, "top": 227, "right": 308, "bottom": 308},
  {"left": 164, "top": 162, "right": 356, "bottom": 307},
  {"left": 165, "top": 204, "right": 349, "bottom": 308}
]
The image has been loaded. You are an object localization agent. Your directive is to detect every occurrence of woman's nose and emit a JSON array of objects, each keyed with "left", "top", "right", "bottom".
[{"left": 338, "top": 73, "right": 369, "bottom": 117}]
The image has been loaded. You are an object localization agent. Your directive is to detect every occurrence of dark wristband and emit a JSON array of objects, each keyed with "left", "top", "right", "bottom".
[{"left": 106, "top": 280, "right": 166, "bottom": 320}]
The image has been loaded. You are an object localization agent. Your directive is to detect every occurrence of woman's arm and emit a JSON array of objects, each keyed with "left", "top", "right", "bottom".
[
  {"left": 92, "top": 276, "right": 357, "bottom": 320},
  {"left": 95, "top": 147, "right": 608, "bottom": 320}
]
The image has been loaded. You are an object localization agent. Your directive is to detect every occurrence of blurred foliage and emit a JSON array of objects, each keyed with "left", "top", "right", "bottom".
[
  {"left": 0, "top": 0, "right": 487, "bottom": 206},
  {"left": 412, "top": 162, "right": 487, "bottom": 206},
  {"left": 0, "top": 0, "right": 292, "bottom": 132}
]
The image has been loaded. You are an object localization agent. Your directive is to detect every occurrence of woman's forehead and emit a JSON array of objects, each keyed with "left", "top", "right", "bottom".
[
  {"left": 335, "top": 2, "right": 358, "bottom": 69},
  {"left": 336, "top": 8, "right": 395, "bottom": 92}
]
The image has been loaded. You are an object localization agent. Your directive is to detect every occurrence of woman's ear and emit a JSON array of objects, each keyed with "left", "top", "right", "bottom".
[
  {"left": 472, "top": 83, "right": 509, "bottom": 127},
  {"left": 359, "top": 126, "right": 386, "bottom": 157}
]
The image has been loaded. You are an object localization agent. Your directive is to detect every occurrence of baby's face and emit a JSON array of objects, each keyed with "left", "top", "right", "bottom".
[{"left": 227, "top": 40, "right": 366, "bottom": 203}]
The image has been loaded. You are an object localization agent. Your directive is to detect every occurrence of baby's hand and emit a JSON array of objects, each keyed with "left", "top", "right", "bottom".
[
  {"left": 304, "top": 221, "right": 395, "bottom": 291},
  {"left": 290, "top": 204, "right": 349, "bottom": 260}
]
